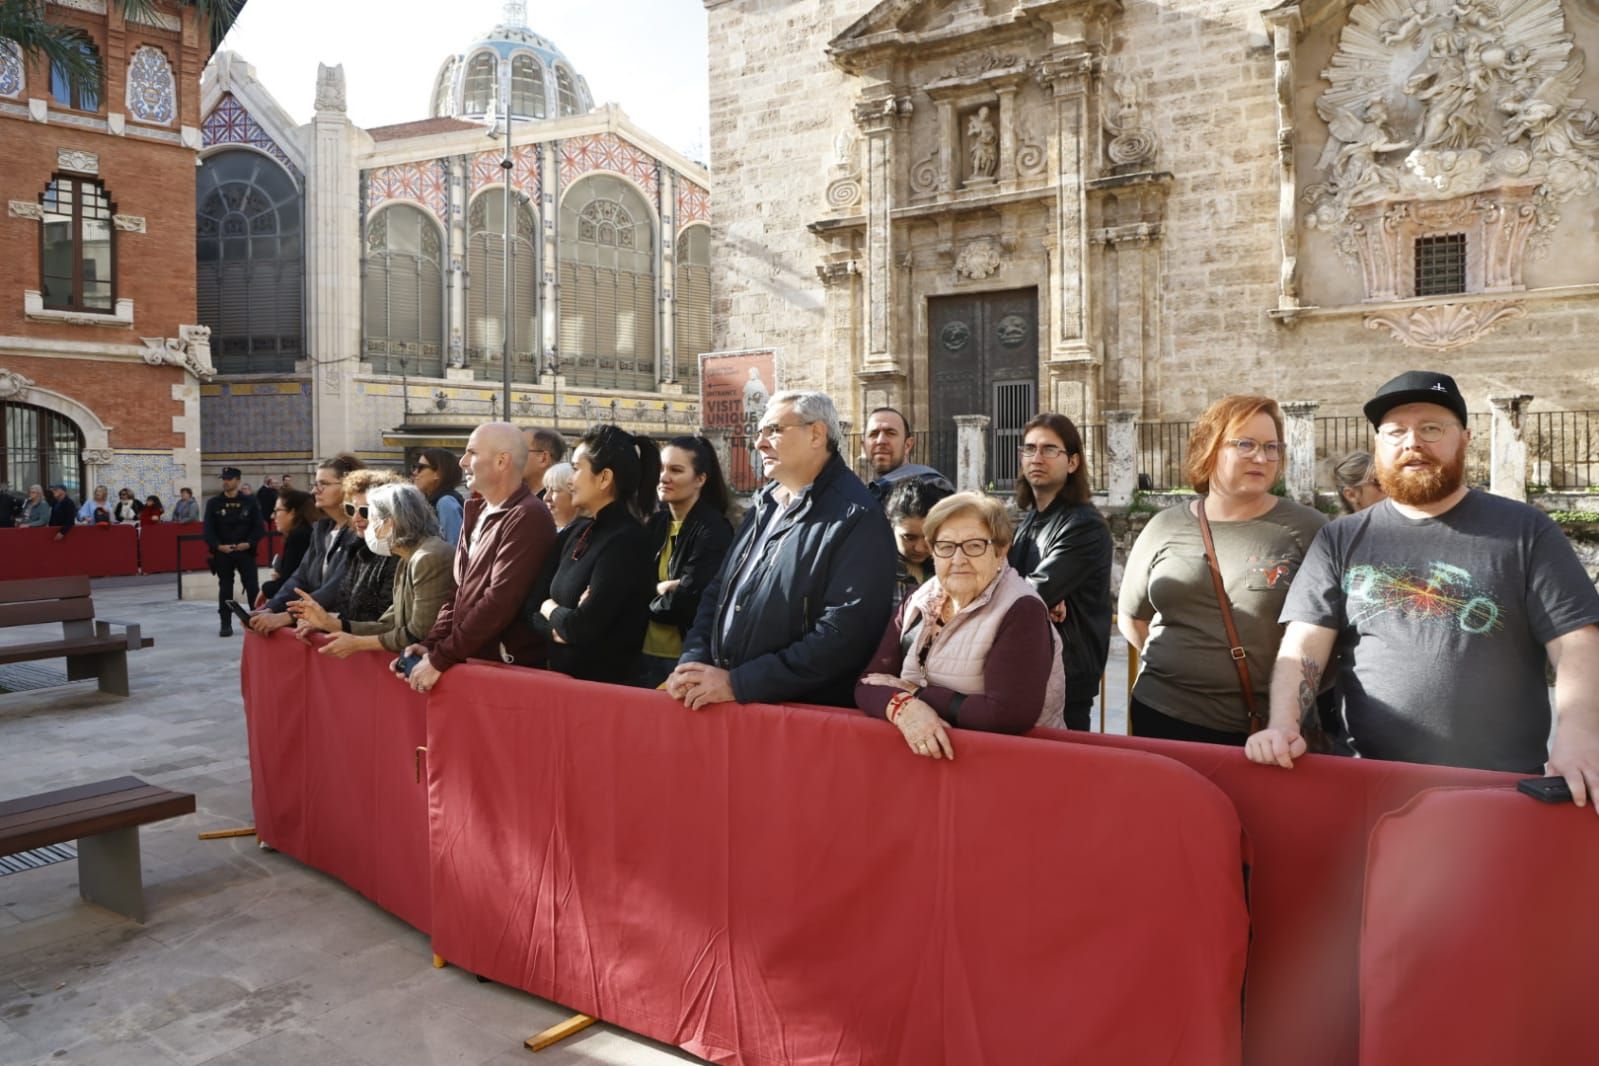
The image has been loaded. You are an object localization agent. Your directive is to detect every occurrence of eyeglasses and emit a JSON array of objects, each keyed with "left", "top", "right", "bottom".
[
  {"left": 931, "top": 537, "right": 995, "bottom": 559},
  {"left": 1225, "top": 438, "right": 1284, "bottom": 460},
  {"left": 343, "top": 503, "right": 370, "bottom": 519},
  {"left": 1018, "top": 443, "right": 1068, "bottom": 459},
  {"left": 753, "top": 420, "right": 815, "bottom": 442},
  {"left": 412, "top": 462, "right": 434, "bottom": 473},
  {"left": 1377, "top": 421, "right": 1458, "bottom": 445}
]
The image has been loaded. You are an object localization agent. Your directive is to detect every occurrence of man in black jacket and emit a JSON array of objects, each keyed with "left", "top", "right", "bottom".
[
  {"left": 47, "top": 485, "right": 76, "bottom": 541},
  {"left": 205, "top": 467, "right": 263, "bottom": 637},
  {"left": 670, "top": 390, "right": 896, "bottom": 709}
]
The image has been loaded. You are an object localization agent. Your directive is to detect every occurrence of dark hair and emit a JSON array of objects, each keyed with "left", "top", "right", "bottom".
[
  {"left": 868, "top": 406, "right": 913, "bottom": 438},
  {"left": 416, "top": 447, "right": 463, "bottom": 500},
  {"left": 577, "top": 425, "right": 660, "bottom": 521},
  {"left": 664, "top": 435, "right": 733, "bottom": 518},
  {"left": 318, "top": 452, "right": 365, "bottom": 478},
  {"left": 529, "top": 427, "right": 567, "bottom": 463},
  {"left": 144, "top": 495, "right": 163, "bottom": 511},
  {"left": 884, "top": 478, "right": 953, "bottom": 523},
  {"left": 277, "top": 488, "right": 319, "bottom": 530},
  {"left": 1014, "top": 413, "right": 1093, "bottom": 509}
]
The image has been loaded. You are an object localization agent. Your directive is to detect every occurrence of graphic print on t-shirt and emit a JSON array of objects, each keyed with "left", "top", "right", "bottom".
[
  {"left": 1344, "top": 561, "right": 1504, "bottom": 634},
  {"left": 1245, "top": 556, "right": 1296, "bottom": 591}
]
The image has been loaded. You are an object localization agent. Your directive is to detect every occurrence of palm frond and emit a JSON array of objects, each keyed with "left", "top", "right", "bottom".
[{"left": 0, "top": 1, "right": 103, "bottom": 94}]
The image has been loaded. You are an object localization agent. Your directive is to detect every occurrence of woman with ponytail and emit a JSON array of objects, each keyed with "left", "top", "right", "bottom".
[{"left": 525, "top": 424, "right": 659, "bottom": 683}]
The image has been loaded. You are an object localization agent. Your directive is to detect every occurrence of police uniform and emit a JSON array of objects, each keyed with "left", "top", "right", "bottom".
[{"left": 204, "top": 468, "right": 263, "bottom": 635}]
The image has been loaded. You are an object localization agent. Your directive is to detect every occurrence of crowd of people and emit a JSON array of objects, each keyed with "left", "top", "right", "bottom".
[{"left": 199, "top": 369, "right": 1598, "bottom": 806}]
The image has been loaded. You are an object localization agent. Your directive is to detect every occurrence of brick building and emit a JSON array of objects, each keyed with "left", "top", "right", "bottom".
[{"left": 0, "top": 1, "right": 233, "bottom": 504}]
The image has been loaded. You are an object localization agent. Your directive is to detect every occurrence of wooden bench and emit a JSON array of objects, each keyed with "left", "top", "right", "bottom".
[
  {"left": 0, "top": 576, "right": 154, "bottom": 696},
  {"left": 0, "top": 777, "right": 196, "bottom": 922}
]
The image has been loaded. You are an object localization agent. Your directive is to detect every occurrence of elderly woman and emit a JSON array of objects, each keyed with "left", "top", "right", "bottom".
[
  {"left": 1118, "top": 395, "right": 1327, "bottom": 745},
  {"left": 542, "top": 461, "right": 585, "bottom": 535},
  {"left": 112, "top": 488, "right": 141, "bottom": 523},
  {"left": 411, "top": 447, "right": 465, "bottom": 547},
  {"left": 24, "top": 485, "right": 50, "bottom": 526},
  {"left": 1332, "top": 450, "right": 1386, "bottom": 514},
  {"left": 291, "top": 469, "right": 402, "bottom": 630},
  {"left": 292, "top": 482, "right": 455, "bottom": 658},
  {"left": 77, "top": 485, "right": 111, "bottom": 524},
  {"left": 855, "top": 492, "right": 1064, "bottom": 759}
]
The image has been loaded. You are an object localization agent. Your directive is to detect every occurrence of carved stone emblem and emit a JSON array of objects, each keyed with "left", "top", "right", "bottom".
[
  {"left": 112, "top": 214, "right": 146, "bottom": 233},
  {"left": 314, "top": 63, "right": 347, "bottom": 113},
  {"left": 57, "top": 149, "right": 98, "bottom": 175},
  {"left": 996, "top": 314, "right": 1029, "bottom": 347},
  {"left": 955, "top": 239, "right": 1002, "bottom": 280},
  {"left": 1364, "top": 299, "right": 1526, "bottom": 349},
  {"left": 82, "top": 449, "right": 115, "bottom": 467},
  {"left": 0, "top": 369, "right": 35, "bottom": 400},
  {"left": 8, "top": 200, "right": 43, "bottom": 221},
  {"left": 1104, "top": 75, "right": 1158, "bottom": 171},
  {"left": 139, "top": 325, "right": 214, "bottom": 380},
  {"left": 940, "top": 321, "right": 972, "bottom": 351},
  {"left": 825, "top": 176, "right": 863, "bottom": 209}
]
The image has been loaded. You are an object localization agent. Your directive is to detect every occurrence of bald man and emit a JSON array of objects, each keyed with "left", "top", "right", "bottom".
[{"left": 402, "top": 422, "right": 556, "bottom": 691}]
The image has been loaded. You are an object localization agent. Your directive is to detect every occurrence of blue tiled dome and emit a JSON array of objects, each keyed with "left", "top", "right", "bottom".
[{"left": 430, "top": 2, "right": 594, "bottom": 122}]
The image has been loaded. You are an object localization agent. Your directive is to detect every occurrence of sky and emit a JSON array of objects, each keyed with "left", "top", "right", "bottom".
[{"left": 218, "top": 0, "right": 711, "bottom": 160}]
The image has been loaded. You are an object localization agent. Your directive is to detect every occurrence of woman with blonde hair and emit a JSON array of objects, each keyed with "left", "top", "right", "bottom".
[
  {"left": 1332, "top": 450, "right": 1386, "bottom": 514},
  {"left": 1118, "top": 395, "right": 1326, "bottom": 745},
  {"left": 856, "top": 492, "right": 1064, "bottom": 760}
]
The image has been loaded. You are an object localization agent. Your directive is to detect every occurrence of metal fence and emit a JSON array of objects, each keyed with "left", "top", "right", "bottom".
[
  {"left": 1136, "top": 421, "right": 1194, "bottom": 491},
  {"left": 1527, "top": 410, "right": 1599, "bottom": 490}
]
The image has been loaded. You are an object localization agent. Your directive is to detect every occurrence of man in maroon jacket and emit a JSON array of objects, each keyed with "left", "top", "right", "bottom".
[{"left": 402, "top": 422, "right": 556, "bottom": 692}]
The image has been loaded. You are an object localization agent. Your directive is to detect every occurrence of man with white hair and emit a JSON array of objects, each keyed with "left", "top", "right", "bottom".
[
  {"left": 402, "top": 421, "right": 556, "bottom": 692},
  {"left": 669, "top": 390, "right": 896, "bottom": 709},
  {"left": 23, "top": 485, "right": 50, "bottom": 527}
]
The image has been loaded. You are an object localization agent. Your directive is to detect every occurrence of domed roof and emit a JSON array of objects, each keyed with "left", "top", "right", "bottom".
[{"left": 430, "top": 2, "right": 594, "bottom": 123}]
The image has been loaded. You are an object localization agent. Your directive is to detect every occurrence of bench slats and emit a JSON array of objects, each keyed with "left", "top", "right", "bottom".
[
  {"left": 0, "top": 779, "right": 195, "bottom": 856},
  {"left": 0, "top": 598, "right": 95, "bottom": 629},
  {"left": 0, "top": 776, "right": 146, "bottom": 817},
  {"left": 0, "top": 636, "right": 152, "bottom": 666},
  {"left": 0, "top": 576, "right": 91, "bottom": 606}
]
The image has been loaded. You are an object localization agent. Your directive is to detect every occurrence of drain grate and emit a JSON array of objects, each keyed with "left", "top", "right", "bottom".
[
  {"left": 0, "top": 843, "right": 77, "bottom": 876},
  {"left": 0, "top": 662, "right": 68, "bottom": 694}
]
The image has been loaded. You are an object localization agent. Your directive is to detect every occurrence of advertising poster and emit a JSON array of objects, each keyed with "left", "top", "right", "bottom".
[{"left": 699, "top": 349, "right": 779, "bottom": 491}]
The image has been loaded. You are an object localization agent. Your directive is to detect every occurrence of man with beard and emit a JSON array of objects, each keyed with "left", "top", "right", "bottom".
[
  {"left": 1247, "top": 372, "right": 1599, "bottom": 805},
  {"left": 861, "top": 407, "right": 954, "bottom": 505}
]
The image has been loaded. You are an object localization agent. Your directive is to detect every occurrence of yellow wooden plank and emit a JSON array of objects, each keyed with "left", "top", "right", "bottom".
[{"left": 524, "top": 1014, "right": 597, "bottom": 1052}]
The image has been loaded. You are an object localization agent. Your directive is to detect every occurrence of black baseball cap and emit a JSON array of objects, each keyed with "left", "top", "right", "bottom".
[
  {"left": 219, "top": 466, "right": 242, "bottom": 480},
  {"left": 1363, "top": 370, "right": 1468, "bottom": 427}
]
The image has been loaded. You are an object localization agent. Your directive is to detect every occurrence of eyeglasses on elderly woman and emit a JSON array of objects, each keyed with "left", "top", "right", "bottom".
[
  {"left": 930, "top": 537, "right": 996, "bottom": 559},
  {"left": 1224, "top": 438, "right": 1284, "bottom": 460}
]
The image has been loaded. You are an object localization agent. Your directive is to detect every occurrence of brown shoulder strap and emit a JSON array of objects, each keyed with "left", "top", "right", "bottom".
[{"left": 1195, "top": 498, "right": 1263, "bottom": 734}]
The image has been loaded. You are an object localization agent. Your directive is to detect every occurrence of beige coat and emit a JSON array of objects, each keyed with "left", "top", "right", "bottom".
[{"left": 350, "top": 536, "right": 457, "bottom": 653}]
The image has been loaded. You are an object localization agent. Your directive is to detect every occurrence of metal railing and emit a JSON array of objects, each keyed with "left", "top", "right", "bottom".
[
  {"left": 1527, "top": 410, "right": 1599, "bottom": 490},
  {"left": 1136, "top": 421, "right": 1193, "bottom": 491}
]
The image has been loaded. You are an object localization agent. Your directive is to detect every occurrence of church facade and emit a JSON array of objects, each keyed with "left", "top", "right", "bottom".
[
  {"left": 198, "top": 2, "right": 712, "bottom": 478},
  {"left": 704, "top": 0, "right": 1599, "bottom": 478}
]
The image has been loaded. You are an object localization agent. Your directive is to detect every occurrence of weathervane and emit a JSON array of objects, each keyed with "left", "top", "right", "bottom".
[{"left": 501, "top": 1, "right": 528, "bottom": 29}]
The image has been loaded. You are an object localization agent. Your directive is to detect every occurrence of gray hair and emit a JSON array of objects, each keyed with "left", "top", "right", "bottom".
[
  {"left": 543, "top": 461, "right": 576, "bottom": 494},
  {"left": 768, "top": 390, "right": 842, "bottom": 453},
  {"left": 367, "top": 482, "right": 440, "bottom": 549},
  {"left": 28, "top": 484, "right": 42, "bottom": 495}
]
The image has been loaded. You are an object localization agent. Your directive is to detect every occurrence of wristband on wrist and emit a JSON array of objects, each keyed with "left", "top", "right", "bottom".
[{"left": 885, "top": 690, "right": 913, "bottom": 723}]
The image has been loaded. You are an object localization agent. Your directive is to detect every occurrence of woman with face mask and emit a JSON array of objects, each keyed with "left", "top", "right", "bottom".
[
  {"left": 291, "top": 482, "right": 456, "bottom": 659},
  {"left": 290, "top": 470, "right": 402, "bottom": 634}
]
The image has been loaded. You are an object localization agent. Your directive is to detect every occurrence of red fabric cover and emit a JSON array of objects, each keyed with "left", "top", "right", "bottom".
[
  {"left": 426, "top": 665, "right": 1249, "bottom": 1066},
  {"left": 135, "top": 521, "right": 210, "bottom": 573},
  {"left": 0, "top": 524, "right": 138, "bottom": 579},
  {"left": 240, "top": 631, "right": 431, "bottom": 932},
  {"left": 1037, "top": 729, "right": 1511, "bottom": 1066},
  {"left": 1360, "top": 786, "right": 1599, "bottom": 1066}
]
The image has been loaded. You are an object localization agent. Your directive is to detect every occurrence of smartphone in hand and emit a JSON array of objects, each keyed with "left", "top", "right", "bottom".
[
  {"left": 394, "top": 653, "right": 424, "bottom": 678},
  {"left": 226, "top": 600, "right": 253, "bottom": 625},
  {"left": 1517, "top": 777, "right": 1575, "bottom": 804}
]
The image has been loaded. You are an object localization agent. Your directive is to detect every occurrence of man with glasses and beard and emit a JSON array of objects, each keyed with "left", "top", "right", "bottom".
[{"left": 1247, "top": 372, "right": 1599, "bottom": 808}]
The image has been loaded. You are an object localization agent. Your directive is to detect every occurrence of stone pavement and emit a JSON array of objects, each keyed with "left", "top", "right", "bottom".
[{"left": 0, "top": 576, "right": 700, "bottom": 1066}]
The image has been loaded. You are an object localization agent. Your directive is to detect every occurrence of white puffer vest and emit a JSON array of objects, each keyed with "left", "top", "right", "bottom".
[{"left": 899, "top": 565, "right": 1066, "bottom": 729}]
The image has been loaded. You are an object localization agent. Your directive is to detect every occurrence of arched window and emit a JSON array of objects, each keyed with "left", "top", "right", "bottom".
[
  {"left": 555, "top": 63, "right": 579, "bottom": 116},
  {"left": 50, "top": 34, "right": 100, "bottom": 111},
  {"left": 462, "top": 52, "right": 497, "bottom": 114},
  {"left": 1, "top": 402, "right": 84, "bottom": 498},
  {"left": 675, "top": 225, "right": 711, "bottom": 387},
  {"left": 196, "top": 150, "right": 304, "bottom": 375},
  {"left": 364, "top": 206, "right": 445, "bottom": 378},
  {"left": 467, "top": 191, "right": 539, "bottom": 383},
  {"left": 509, "top": 54, "right": 546, "bottom": 119},
  {"left": 40, "top": 175, "right": 114, "bottom": 312},
  {"left": 559, "top": 175, "right": 656, "bottom": 390},
  {"left": 432, "top": 57, "right": 457, "bottom": 118}
]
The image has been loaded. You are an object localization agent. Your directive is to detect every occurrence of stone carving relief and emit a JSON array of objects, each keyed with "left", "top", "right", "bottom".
[
  {"left": 57, "top": 149, "right": 98, "bottom": 175},
  {"left": 1305, "top": 0, "right": 1599, "bottom": 263},
  {"left": 82, "top": 448, "right": 114, "bottom": 467},
  {"left": 1104, "top": 74, "right": 1158, "bottom": 171},
  {"left": 1015, "top": 111, "right": 1047, "bottom": 177},
  {"left": 945, "top": 51, "right": 1022, "bottom": 79},
  {"left": 825, "top": 123, "right": 863, "bottom": 210},
  {"left": 0, "top": 38, "right": 23, "bottom": 99},
  {"left": 1364, "top": 299, "right": 1526, "bottom": 348},
  {"left": 910, "top": 148, "right": 940, "bottom": 195},
  {"left": 955, "top": 238, "right": 1003, "bottom": 279},
  {"left": 126, "top": 46, "right": 176, "bottom": 126},
  {"left": 966, "top": 106, "right": 998, "bottom": 182},
  {"left": 0, "top": 368, "right": 35, "bottom": 400},
  {"left": 139, "top": 325, "right": 215, "bottom": 380},
  {"left": 8, "top": 200, "right": 43, "bottom": 221},
  {"left": 112, "top": 214, "right": 146, "bottom": 233},
  {"left": 315, "top": 64, "right": 347, "bottom": 113}
]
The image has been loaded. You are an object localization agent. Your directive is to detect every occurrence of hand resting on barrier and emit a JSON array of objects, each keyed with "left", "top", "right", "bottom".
[{"left": 666, "top": 662, "right": 734, "bottom": 710}]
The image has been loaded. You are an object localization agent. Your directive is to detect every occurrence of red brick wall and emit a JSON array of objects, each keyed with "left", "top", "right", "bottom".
[{"left": 3, "top": 354, "right": 183, "bottom": 449}]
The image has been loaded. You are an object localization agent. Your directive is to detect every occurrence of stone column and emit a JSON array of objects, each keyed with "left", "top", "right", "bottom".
[
  {"left": 1282, "top": 400, "right": 1318, "bottom": 504},
  {"left": 996, "top": 85, "right": 1018, "bottom": 188},
  {"left": 1104, "top": 410, "right": 1137, "bottom": 508},
  {"left": 954, "top": 415, "right": 990, "bottom": 494},
  {"left": 854, "top": 89, "right": 905, "bottom": 371},
  {"left": 539, "top": 141, "right": 559, "bottom": 380},
  {"left": 1489, "top": 393, "right": 1532, "bottom": 501},
  {"left": 304, "top": 65, "right": 363, "bottom": 459},
  {"left": 660, "top": 168, "right": 677, "bottom": 385},
  {"left": 1035, "top": 47, "right": 1099, "bottom": 362},
  {"left": 447, "top": 155, "right": 469, "bottom": 375}
]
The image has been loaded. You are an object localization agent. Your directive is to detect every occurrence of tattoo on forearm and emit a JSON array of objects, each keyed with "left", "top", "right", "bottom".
[{"left": 1297, "top": 657, "right": 1323, "bottom": 729}]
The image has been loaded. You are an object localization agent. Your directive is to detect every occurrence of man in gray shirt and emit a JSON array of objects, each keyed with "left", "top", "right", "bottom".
[{"left": 1248, "top": 371, "right": 1599, "bottom": 807}]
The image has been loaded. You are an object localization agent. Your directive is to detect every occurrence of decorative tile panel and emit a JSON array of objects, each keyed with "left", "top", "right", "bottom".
[
  {"left": 201, "top": 382, "right": 313, "bottom": 454},
  {"left": 126, "top": 46, "right": 176, "bottom": 126},
  {"left": 677, "top": 179, "right": 710, "bottom": 226},
  {"left": 202, "top": 93, "right": 300, "bottom": 179},
  {"left": 367, "top": 159, "right": 449, "bottom": 218},
  {"left": 469, "top": 145, "right": 539, "bottom": 202},
  {"left": 560, "top": 133, "right": 659, "bottom": 200},
  {"left": 0, "top": 39, "right": 23, "bottom": 99},
  {"left": 101, "top": 451, "right": 186, "bottom": 504}
]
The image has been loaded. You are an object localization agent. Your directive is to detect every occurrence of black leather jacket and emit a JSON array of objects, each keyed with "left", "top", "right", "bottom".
[
  {"left": 1008, "top": 497, "right": 1114, "bottom": 703},
  {"left": 645, "top": 498, "right": 735, "bottom": 635},
  {"left": 681, "top": 453, "right": 895, "bottom": 707}
]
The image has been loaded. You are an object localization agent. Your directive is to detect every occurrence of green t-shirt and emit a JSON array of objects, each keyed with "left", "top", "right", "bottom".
[
  {"left": 1119, "top": 497, "right": 1327, "bottom": 733},
  {"left": 642, "top": 519, "right": 683, "bottom": 660}
]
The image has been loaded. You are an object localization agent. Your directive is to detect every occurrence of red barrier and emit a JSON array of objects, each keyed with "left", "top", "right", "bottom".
[
  {"left": 1040, "top": 730, "right": 1510, "bottom": 1066},
  {"left": 241, "top": 632, "right": 431, "bottom": 932},
  {"left": 1360, "top": 788, "right": 1599, "bottom": 1066},
  {"left": 0, "top": 524, "right": 138, "bottom": 580},
  {"left": 425, "top": 666, "right": 1249, "bottom": 1066},
  {"left": 136, "top": 521, "right": 210, "bottom": 574}
]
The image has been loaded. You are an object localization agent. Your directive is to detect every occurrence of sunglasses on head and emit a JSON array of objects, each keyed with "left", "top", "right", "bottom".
[{"left": 343, "top": 503, "right": 370, "bottom": 519}]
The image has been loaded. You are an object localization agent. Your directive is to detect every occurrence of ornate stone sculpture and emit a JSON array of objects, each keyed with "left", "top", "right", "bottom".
[
  {"left": 967, "top": 106, "right": 998, "bottom": 180},
  {"left": 1364, "top": 300, "right": 1527, "bottom": 349},
  {"left": 138, "top": 326, "right": 214, "bottom": 380},
  {"left": 315, "top": 64, "right": 347, "bottom": 113},
  {"left": 955, "top": 239, "right": 1003, "bottom": 280},
  {"left": 1104, "top": 75, "right": 1158, "bottom": 170},
  {"left": 0, "top": 368, "right": 35, "bottom": 400}
]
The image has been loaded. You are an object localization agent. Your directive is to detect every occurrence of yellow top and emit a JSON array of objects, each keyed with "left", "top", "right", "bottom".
[{"left": 642, "top": 519, "right": 683, "bottom": 660}]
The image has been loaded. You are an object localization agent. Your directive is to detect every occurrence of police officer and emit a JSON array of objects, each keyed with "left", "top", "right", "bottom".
[{"left": 204, "top": 467, "right": 263, "bottom": 637}]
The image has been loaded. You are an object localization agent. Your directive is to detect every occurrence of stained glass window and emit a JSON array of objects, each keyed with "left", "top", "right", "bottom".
[
  {"left": 463, "top": 52, "right": 497, "bottom": 115},
  {"left": 364, "top": 205, "right": 446, "bottom": 377},
  {"left": 510, "top": 54, "right": 546, "bottom": 119}
]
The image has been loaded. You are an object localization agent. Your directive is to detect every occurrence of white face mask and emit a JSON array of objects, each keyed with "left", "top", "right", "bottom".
[{"left": 364, "top": 520, "right": 393, "bottom": 557}]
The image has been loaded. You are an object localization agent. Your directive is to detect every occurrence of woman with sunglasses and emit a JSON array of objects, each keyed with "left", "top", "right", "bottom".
[
  {"left": 290, "top": 470, "right": 403, "bottom": 633},
  {"left": 411, "top": 448, "right": 464, "bottom": 547},
  {"left": 856, "top": 492, "right": 1064, "bottom": 760},
  {"left": 525, "top": 425, "right": 659, "bottom": 684},
  {"left": 1118, "top": 395, "right": 1327, "bottom": 746}
]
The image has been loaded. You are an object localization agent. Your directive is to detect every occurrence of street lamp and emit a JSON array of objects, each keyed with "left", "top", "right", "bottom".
[{"left": 484, "top": 88, "right": 523, "bottom": 422}]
